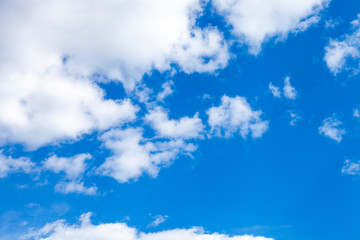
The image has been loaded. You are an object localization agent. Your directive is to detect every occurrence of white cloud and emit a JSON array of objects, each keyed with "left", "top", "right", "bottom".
[
  {"left": 283, "top": 77, "right": 297, "bottom": 100},
  {"left": 23, "top": 213, "right": 273, "bottom": 240},
  {"left": 325, "top": 19, "right": 340, "bottom": 29},
  {"left": 145, "top": 107, "right": 204, "bottom": 139},
  {"left": 269, "top": 83, "right": 281, "bottom": 98},
  {"left": 97, "top": 128, "right": 196, "bottom": 183},
  {"left": 43, "top": 154, "right": 97, "bottom": 195},
  {"left": 157, "top": 81, "right": 174, "bottom": 102},
  {"left": 54, "top": 181, "right": 97, "bottom": 196},
  {"left": 0, "top": 151, "right": 36, "bottom": 178},
  {"left": 0, "top": 0, "right": 229, "bottom": 89},
  {"left": 0, "top": 0, "right": 230, "bottom": 150},
  {"left": 342, "top": 159, "right": 360, "bottom": 175},
  {"left": 353, "top": 108, "right": 360, "bottom": 118},
  {"left": 0, "top": 68, "right": 138, "bottom": 150},
  {"left": 289, "top": 112, "right": 301, "bottom": 126},
  {"left": 207, "top": 95, "right": 268, "bottom": 138},
  {"left": 318, "top": 116, "right": 346, "bottom": 142},
  {"left": 147, "top": 215, "right": 168, "bottom": 228},
  {"left": 43, "top": 154, "right": 91, "bottom": 180},
  {"left": 212, "top": 0, "right": 329, "bottom": 54},
  {"left": 324, "top": 14, "right": 360, "bottom": 75}
]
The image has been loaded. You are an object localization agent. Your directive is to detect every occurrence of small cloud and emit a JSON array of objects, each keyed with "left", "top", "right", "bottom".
[
  {"left": 55, "top": 181, "right": 97, "bottom": 196},
  {"left": 283, "top": 77, "right": 297, "bottom": 100},
  {"left": 199, "top": 93, "right": 213, "bottom": 101},
  {"left": 147, "top": 215, "right": 168, "bottom": 228},
  {"left": 342, "top": 159, "right": 360, "bottom": 175},
  {"left": 318, "top": 115, "right": 346, "bottom": 142},
  {"left": 157, "top": 80, "right": 174, "bottom": 102},
  {"left": 289, "top": 111, "right": 301, "bottom": 126},
  {"left": 269, "top": 82, "right": 281, "bottom": 98},
  {"left": 325, "top": 19, "right": 340, "bottom": 29},
  {"left": 353, "top": 108, "right": 360, "bottom": 118}
]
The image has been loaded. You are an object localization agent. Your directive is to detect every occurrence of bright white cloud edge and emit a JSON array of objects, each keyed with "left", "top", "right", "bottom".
[{"left": 23, "top": 212, "right": 273, "bottom": 240}]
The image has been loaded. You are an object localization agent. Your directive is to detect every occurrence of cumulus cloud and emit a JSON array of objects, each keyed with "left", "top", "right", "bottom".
[
  {"left": 97, "top": 128, "right": 196, "bottom": 183},
  {"left": 0, "top": 68, "right": 138, "bottom": 149},
  {"left": 23, "top": 213, "right": 273, "bottom": 240},
  {"left": 342, "top": 159, "right": 360, "bottom": 175},
  {"left": 212, "top": 0, "right": 329, "bottom": 54},
  {"left": 145, "top": 107, "right": 204, "bottom": 139},
  {"left": 207, "top": 95, "right": 268, "bottom": 138},
  {"left": 0, "top": 0, "right": 229, "bottom": 150},
  {"left": 318, "top": 116, "right": 346, "bottom": 142},
  {"left": 0, "top": 151, "right": 36, "bottom": 178},
  {"left": 283, "top": 77, "right": 297, "bottom": 100},
  {"left": 43, "top": 154, "right": 91, "bottom": 180},
  {"left": 324, "top": 14, "right": 360, "bottom": 75}
]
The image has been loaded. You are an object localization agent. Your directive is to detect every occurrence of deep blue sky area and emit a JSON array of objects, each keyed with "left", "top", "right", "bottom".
[{"left": 1, "top": 0, "right": 360, "bottom": 240}]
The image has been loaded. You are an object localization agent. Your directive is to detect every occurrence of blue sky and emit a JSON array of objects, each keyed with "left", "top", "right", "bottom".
[{"left": 1, "top": 0, "right": 360, "bottom": 239}]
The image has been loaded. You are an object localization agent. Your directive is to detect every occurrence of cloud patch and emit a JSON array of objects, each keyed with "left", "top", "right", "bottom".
[{"left": 207, "top": 95, "right": 268, "bottom": 138}]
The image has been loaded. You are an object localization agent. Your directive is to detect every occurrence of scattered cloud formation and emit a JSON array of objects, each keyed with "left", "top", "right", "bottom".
[
  {"left": 213, "top": 0, "right": 329, "bottom": 54},
  {"left": 145, "top": 107, "right": 204, "bottom": 139},
  {"left": 269, "top": 83, "right": 281, "bottom": 98},
  {"left": 342, "top": 159, "right": 360, "bottom": 175},
  {"left": 147, "top": 215, "right": 168, "bottom": 228},
  {"left": 23, "top": 213, "right": 273, "bottom": 240},
  {"left": 97, "top": 128, "right": 196, "bottom": 183},
  {"left": 318, "top": 115, "right": 346, "bottom": 142},
  {"left": 0, "top": 151, "right": 35, "bottom": 178},
  {"left": 283, "top": 77, "right": 297, "bottom": 100},
  {"left": 43, "top": 154, "right": 96, "bottom": 195},
  {"left": 269, "top": 77, "right": 297, "bottom": 100},
  {"left": 289, "top": 111, "right": 301, "bottom": 126},
  {"left": 207, "top": 95, "right": 268, "bottom": 138},
  {"left": 324, "top": 14, "right": 360, "bottom": 75}
]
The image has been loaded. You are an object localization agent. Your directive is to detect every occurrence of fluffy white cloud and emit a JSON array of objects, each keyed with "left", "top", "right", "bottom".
[
  {"left": 145, "top": 107, "right": 204, "bottom": 139},
  {"left": 0, "top": 0, "right": 229, "bottom": 89},
  {"left": 212, "top": 0, "right": 329, "bottom": 54},
  {"left": 269, "top": 83, "right": 281, "bottom": 98},
  {"left": 23, "top": 213, "right": 273, "bottom": 240},
  {"left": 43, "top": 154, "right": 96, "bottom": 195},
  {"left": 0, "top": 0, "right": 230, "bottom": 150},
  {"left": 207, "top": 95, "right": 268, "bottom": 138},
  {"left": 0, "top": 151, "right": 35, "bottom": 178},
  {"left": 342, "top": 159, "right": 360, "bottom": 175},
  {"left": 0, "top": 67, "right": 138, "bottom": 150},
  {"left": 43, "top": 154, "right": 91, "bottom": 180},
  {"left": 97, "top": 128, "right": 196, "bottom": 183},
  {"left": 318, "top": 116, "right": 346, "bottom": 142},
  {"left": 54, "top": 181, "right": 97, "bottom": 196},
  {"left": 283, "top": 77, "right": 297, "bottom": 100},
  {"left": 324, "top": 14, "right": 360, "bottom": 74}
]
